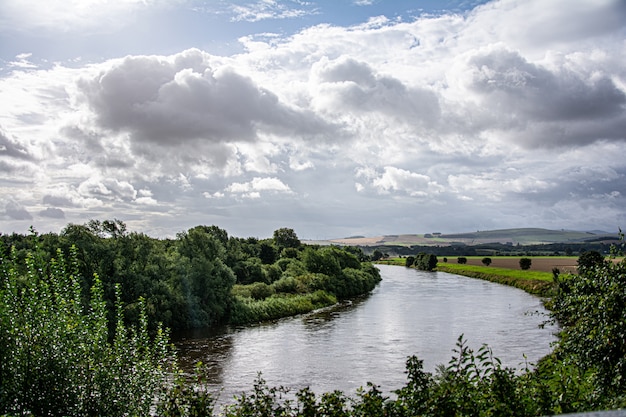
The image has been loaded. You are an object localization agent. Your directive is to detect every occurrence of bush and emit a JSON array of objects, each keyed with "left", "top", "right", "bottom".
[
  {"left": 552, "top": 258, "right": 626, "bottom": 400},
  {"left": 249, "top": 282, "right": 275, "bottom": 300},
  {"left": 0, "top": 243, "right": 173, "bottom": 417},
  {"left": 414, "top": 253, "right": 438, "bottom": 271},
  {"left": 481, "top": 257, "right": 492, "bottom": 266},
  {"left": 577, "top": 250, "right": 605, "bottom": 272},
  {"left": 457, "top": 257, "right": 467, "bottom": 264},
  {"left": 519, "top": 257, "right": 532, "bottom": 270}
]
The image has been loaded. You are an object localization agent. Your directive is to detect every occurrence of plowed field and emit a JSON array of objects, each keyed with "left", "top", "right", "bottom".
[{"left": 463, "top": 257, "right": 579, "bottom": 273}]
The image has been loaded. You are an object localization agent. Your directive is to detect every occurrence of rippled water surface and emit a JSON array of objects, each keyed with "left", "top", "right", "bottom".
[{"left": 175, "top": 265, "right": 557, "bottom": 398}]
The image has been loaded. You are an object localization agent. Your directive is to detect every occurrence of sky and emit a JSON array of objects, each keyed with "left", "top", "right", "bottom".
[{"left": 1, "top": 0, "right": 625, "bottom": 240}]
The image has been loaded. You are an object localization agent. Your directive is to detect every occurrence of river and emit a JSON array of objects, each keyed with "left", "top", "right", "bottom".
[{"left": 175, "top": 264, "right": 557, "bottom": 401}]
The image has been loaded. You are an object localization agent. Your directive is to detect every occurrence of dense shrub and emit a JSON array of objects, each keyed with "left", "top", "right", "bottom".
[
  {"left": 551, "top": 257, "right": 626, "bottom": 403},
  {"left": 0, "top": 243, "right": 173, "bottom": 417},
  {"left": 577, "top": 250, "right": 605, "bottom": 272},
  {"left": 414, "top": 253, "right": 438, "bottom": 271},
  {"left": 519, "top": 257, "right": 532, "bottom": 270}
]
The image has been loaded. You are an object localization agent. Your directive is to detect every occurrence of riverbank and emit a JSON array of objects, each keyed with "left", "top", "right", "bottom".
[
  {"left": 376, "top": 257, "right": 559, "bottom": 297},
  {"left": 435, "top": 263, "right": 556, "bottom": 297}
]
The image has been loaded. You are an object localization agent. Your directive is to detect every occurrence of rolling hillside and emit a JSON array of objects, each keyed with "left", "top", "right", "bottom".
[{"left": 321, "top": 228, "right": 616, "bottom": 247}]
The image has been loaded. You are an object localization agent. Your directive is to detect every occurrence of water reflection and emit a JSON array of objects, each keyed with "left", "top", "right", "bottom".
[{"left": 174, "top": 265, "right": 558, "bottom": 399}]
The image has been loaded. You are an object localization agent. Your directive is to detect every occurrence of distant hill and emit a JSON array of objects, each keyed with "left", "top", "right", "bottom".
[{"left": 318, "top": 228, "right": 616, "bottom": 247}]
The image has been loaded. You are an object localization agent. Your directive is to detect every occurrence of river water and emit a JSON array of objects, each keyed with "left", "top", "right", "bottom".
[{"left": 175, "top": 265, "right": 557, "bottom": 400}]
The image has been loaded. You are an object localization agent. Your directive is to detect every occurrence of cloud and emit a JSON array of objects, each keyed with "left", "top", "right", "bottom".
[
  {"left": 230, "top": 0, "right": 316, "bottom": 22},
  {"left": 457, "top": 47, "right": 626, "bottom": 147},
  {"left": 75, "top": 49, "right": 336, "bottom": 174},
  {"left": 311, "top": 56, "right": 440, "bottom": 126},
  {"left": 467, "top": 0, "right": 626, "bottom": 51},
  {"left": 1, "top": 0, "right": 625, "bottom": 237},
  {"left": 39, "top": 207, "right": 65, "bottom": 219},
  {"left": 0, "top": 127, "right": 34, "bottom": 161},
  {"left": 223, "top": 176, "right": 293, "bottom": 199},
  {"left": 2, "top": 200, "right": 32, "bottom": 220},
  {"left": 358, "top": 166, "right": 444, "bottom": 197}
]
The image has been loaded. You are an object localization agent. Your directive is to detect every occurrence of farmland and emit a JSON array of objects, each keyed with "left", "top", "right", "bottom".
[{"left": 451, "top": 256, "right": 579, "bottom": 273}]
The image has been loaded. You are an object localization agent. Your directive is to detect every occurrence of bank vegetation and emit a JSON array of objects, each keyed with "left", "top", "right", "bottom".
[{"left": 1, "top": 222, "right": 625, "bottom": 416}]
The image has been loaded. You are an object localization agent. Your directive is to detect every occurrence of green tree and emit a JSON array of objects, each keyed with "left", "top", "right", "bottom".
[
  {"left": 176, "top": 226, "right": 236, "bottom": 326},
  {"left": 259, "top": 241, "right": 277, "bottom": 264},
  {"left": 481, "top": 257, "right": 492, "bottom": 266},
  {"left": 371, "top": 249, "right": 384, "bottom": 261},
  {"left": 415, "top": 253, "right": 438, "bottom": 271},
  {"left": 0, "top": 242, "right": 173, "bottom": 416},
  {"left": 457, "top": 257, "right": 467, "bottom": 264},
  {"left": 577, "top": 250, "right": 605, "bottom": 272},
  {"left": 519, "top": 257, "right": 532, "bottom": 270},
  {"left": 551, "top": 257, "right": 626, "bottom": 401},
  {"left": 273, "top": 227, "right": 301, "bottom": 251}
]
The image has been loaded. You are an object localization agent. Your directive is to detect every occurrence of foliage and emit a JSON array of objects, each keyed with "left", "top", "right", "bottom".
[
  {"left": 0, "top": 240, "right": 174, "bottom": 417},
  {"left": 457, "top": 257, "right": 467, "bottom": 264},
  {"left": 273, "top": 227, "right": 301, "bottom": 251},
  {"left": 229, "top": 291, "right": 337, "bottom": 325},
  {"left": 551, "top": 256, "right": 626, "bottom": 403},
  {"left": 577, "top": 250, "right": 605, "bottom": 272},
  {"left": 519, "top": 257, "right": 532, "bottom": 270},
  {"left": 1, "top": 221, "right": 381, "bottom": 332},
  {"left": 481, "top": 257, "right": 492, "bottom": 266},
  {"left": 4, "top": 228, "right": 626, "bottom": 416},
  {"left": 414, "top": 253, "right": 438, "bottom": 271},
  {"left": 405, "top": 256, "right": 415, "bottom": 268}
]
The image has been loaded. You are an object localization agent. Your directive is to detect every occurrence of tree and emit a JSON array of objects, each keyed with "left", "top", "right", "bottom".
[
  {"left": 273, "top": 227, "right": 301, "bottom": 251},
  {"left": 176, "top": 227, "right": 235, "bottom": 326},
  {"left": 457, "top": 257, "right": 467, "bottom": 264},
  {"left": 482, "top": 257, "right": 492, "bottom": 266},
  {"left": 415, "top": 253, "right": 438, "bottom": 271},
  {"left": 0, "top": 243, "right": 173, "bottom": 416},
  {"left": 405, "top": 256, "right": 415, "bottom": 268},
  {"left": 577, "top": 250, "right": 605, "bottom": 273},
  {"left": 258, "top": 241, "right": 277, "bottom": 264},
  {"left": 371, "top": 249, "right": 384, "bottom": 261},
  {"left": 519, "top": 257, "right": 532, "bottom": 270},
  {"left": 552, "top": 256, "right": 626, "bottom": 399}
]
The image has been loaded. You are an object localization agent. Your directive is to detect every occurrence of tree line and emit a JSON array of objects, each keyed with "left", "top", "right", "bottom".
[
  {"left": 1, "top": 225, "right": 625, "bottom": 415},
  {"left": 0, "top": 220, "right": 380, "bottom": 332}
]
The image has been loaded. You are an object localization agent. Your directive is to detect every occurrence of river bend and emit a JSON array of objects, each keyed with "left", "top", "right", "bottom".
[{"left": 175, "top": 264, "right": 557, "bottom": 398}]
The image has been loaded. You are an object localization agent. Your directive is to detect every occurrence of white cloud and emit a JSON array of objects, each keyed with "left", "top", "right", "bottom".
[
  {"left": 230, "top": 0, "right": 316, "bottom": 22},
  {"left": 0, "top": 0, "right": 625, "bottom": 237},
  {"left": 366, "top": 166, "right": 443, "bottom": 197},
  {"left": 225, "top": 176, "right": 293, "bottom": 199}
]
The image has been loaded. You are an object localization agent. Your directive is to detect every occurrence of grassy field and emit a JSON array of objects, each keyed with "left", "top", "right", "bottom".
[
  {"left": 436, "top": 262, "right": 554, "bottom": 281},
  {"left": 377, "top": 256, "right": 567, "bottom": 297}
]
